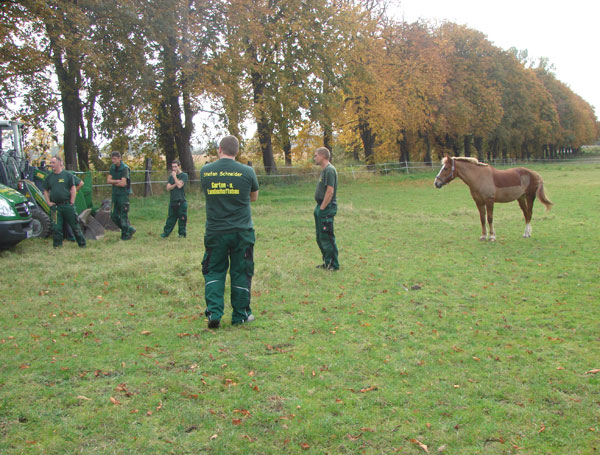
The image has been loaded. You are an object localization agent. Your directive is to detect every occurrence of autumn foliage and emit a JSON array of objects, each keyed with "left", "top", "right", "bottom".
[{"left": 1, "top": 0, "right": 598, "bottom": 172}]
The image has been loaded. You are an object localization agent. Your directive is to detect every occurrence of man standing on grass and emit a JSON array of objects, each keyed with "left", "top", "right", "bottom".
[
  {"left": 161, "top": 160, "right": 188, "bottom": 238},
  {"left": 200, "top": 136, "right": 259, "bottom": 328},
  {"left": 314, "top": 146, "right": 339, "bottom": 270},
  {"left": 43, "top": 156, "right": 86, "bottom": 249},
  {"left": 107, "top": 151, "right": 135, "bottom": 240}
]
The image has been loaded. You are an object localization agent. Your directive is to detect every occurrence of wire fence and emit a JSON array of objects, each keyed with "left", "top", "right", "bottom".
[{"left": 87, "top": 155, "right": 600, "bottom": 200}]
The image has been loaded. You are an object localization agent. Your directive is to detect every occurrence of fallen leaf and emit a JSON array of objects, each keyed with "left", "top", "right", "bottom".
[
  {"left": 347, "top": 433, "right": 362, "bottom": 440},
  {"left": 410, "top": 438, "right": 429, "bottom": 453},
  {"left": 209, "top": 434, "right": 218, "bottom": 440},
  {"left": 109, "top": 397, "right": 121, "bottom": 405},
  {"left": 585, "top": 369, "right": 600, "bottom": 375},
  {"left": 359, "top": 385, "right": 377, "bottom": 393},
  {"left": 76, "top": 395, "right": 91, "bottom": 401},
  {"left": 232, "top": 419, "right": 242, "bottom": 425},
  {"left": 300, "top": 443, "right": 310, "bottom": 450},
  {"left": 539, "top": 424, "right": 546, "bottom": 433},
  {"left": 141, "top": 331, "right": 151, "bottom": 336}
]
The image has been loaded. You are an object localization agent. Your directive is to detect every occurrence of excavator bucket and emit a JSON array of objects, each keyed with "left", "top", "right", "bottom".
[
  {"left": 78, "top": 209, "right": 105, "bottom": 240},
  {"left": 94, "top": 199, "right": 119, "bottom": 231}
]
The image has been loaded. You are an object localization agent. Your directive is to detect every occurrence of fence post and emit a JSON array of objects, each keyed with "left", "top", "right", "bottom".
[{"left": 144, "top": 158, "right": 152, "bottom": 197}]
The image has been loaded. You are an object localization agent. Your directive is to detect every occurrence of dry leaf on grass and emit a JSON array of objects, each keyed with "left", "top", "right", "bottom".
[{"left": 410, "top": 438, "right": 429, "bottom": 453}]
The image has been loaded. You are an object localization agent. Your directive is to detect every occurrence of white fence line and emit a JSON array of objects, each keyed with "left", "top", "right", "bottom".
[{"left": 89, "top": 156, "right": 600, "bottom": 189}]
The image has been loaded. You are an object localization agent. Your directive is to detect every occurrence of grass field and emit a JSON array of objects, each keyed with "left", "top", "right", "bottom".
[{"left": 1, "top": 163, "right": 599, "bottom": 454}]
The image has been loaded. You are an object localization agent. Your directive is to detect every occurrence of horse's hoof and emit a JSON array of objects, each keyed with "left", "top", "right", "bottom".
[
  {"left": 489, "top": 236, "right": 496, "bottom": 242},
  {"left": 479, "top": 236, "right": 487, "bottom": 241},
  {"left": 523, "top": 234, "right": 530, "bottom": 238}
]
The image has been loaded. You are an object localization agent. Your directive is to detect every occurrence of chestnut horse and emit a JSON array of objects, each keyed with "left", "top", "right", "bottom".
[{"left": 434, "top": 155, "right": 553, "bottom": 241}]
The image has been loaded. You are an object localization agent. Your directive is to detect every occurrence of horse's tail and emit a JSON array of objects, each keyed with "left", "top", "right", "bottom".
[{"left": 535, "top": 175, "right": 553, "bottom": 211}]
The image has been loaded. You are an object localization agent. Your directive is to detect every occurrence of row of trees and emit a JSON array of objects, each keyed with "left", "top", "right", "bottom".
[{"left": 1, "top": 0, "right": 598, "bottom": 176}]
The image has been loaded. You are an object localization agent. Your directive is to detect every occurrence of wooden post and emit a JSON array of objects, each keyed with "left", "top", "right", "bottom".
[{"left": 144, "top": 158, "right": 152, "bottom": 197}]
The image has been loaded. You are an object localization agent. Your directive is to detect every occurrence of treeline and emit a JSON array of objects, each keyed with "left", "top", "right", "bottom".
[{"left": 1, "top": 0, "right": 598, "bottom": 175}]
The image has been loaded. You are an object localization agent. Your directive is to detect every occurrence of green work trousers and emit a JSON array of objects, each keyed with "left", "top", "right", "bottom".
[
  {"left": 111, "top": 194, "right": 134, "bottom": 239},
  {"left": 202, "top": 229, "right": 255, "bottom": 325},
  {"left": 51, "top": 204, "right": 86, "bottom": 248},
  {"left": 314, "top": 204, "right": 339, "bottom": 270},
  {"left": 162, "top": 200, "right": 187, "bottom": 237}
]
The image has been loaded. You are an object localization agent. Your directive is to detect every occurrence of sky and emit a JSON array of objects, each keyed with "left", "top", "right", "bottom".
[{"left": 392, "top": 0, "right": 599, "bottom": 119}]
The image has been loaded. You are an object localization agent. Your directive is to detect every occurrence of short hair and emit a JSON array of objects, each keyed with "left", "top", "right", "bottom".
[
  {"left": 315, "top": 147, "right": 331, "bottom": 160},
  {"left": 172, "top": 159, "right": 181, "bottom": 166},
  {"left": 111, "top": 151, "right": 121, "bottom": 158},
  {"left": 219, "top": 136, "right": 239, "bottom": 157},
  {"left": 50, "top": 155, "right": 63, "bottom": 164}
]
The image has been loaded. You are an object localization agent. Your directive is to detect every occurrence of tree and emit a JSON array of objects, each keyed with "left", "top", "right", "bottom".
[{"left": 432, "top": 23, "right": 503, "bottom": 159}]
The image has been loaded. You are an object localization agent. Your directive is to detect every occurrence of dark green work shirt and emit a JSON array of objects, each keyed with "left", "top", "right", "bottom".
[
  {"left": 109, "top": 162, "right": 131, "bottom": 197},
  {"left": 43, "top": 170, "right": 76, "bottom": 204},
  {"left": 314, "top": 163, "right": 337, "bottom": 205},
  {"left": 168, "top": 172, "right": 188, "bottom": 202},
  {"left": 201, "top": 158, "right": 259, "bottom": 233}
]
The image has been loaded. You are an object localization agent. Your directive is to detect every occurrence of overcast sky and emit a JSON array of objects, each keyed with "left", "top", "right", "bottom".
[{"left": 392, "top": 0, "right": 599, "bottom": 119}]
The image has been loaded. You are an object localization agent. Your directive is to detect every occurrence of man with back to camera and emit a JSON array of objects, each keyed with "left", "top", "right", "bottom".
[
  {"left": 200, "top": 136, "right": 259, "bottom": 328},
  {"left": 314, "top": 146, "right": 339, "bottom": 270},
  {"left": 43, "top": 155, "right": 86, "bottom": 249},
  {"left": 107, "top": 151, "right": 135, "bottom": 240},
  {"left": 161, "top": 159, "right": 188, "bottom": 238}
]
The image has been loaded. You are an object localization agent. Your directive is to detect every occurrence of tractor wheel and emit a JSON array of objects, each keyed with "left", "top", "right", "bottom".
[{"left": 30, "top": 208, "right": 51, "bottom": 238}]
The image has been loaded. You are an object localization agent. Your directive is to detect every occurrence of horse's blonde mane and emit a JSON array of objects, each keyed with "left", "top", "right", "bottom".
[{"left": 444, "top": 156, "right": 489, "bottom": 167}]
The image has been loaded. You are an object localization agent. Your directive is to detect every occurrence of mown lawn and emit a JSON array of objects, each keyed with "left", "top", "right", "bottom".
[{"left": 1, "top": 163, "right": 598, "bottom": 454}]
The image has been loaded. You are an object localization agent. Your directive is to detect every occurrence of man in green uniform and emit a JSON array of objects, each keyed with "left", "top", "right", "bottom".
[
  {"left": 314, "top": 146, "right": 339, "bottom": 270},
  {"left": 43, "top": 156, "right": 86, "bottom": 248},
  {"left": 161, "top": 160, "right": 188, "bottom": 238},
  {"left": 107, "top": 151, "right": 135, "bottom": 240},
  {"left": 200, "top": 136, "right": 259, "bottom": 328}
]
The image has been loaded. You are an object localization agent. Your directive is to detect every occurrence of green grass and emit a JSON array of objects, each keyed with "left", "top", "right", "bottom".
[{"left": 1, "top": 164, "right": 599, "bottom": 454}]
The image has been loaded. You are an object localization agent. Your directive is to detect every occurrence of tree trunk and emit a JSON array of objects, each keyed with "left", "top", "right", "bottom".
[
  {"left": 48, "top": 20, "right": 83, "bottom": 171},
  {"left": 423, "top": 133, "right": 432, "bottom": 166},
  {"left": 251, "top": 68, "right": 277, "bottom": 174},
  {"left": 323, "top": 121, "right": 333, "bottom": 152},
  {"left": 157, "top": 99, "right": 177, "bottom": 167},
  {"left": 463, "top": 134, "right": 472, "bottom": 157},
  {"left": 175, "top": 9, "right": 196, "bottom": 181},
  {"left": 474, "top": 136, "right": 484, "bottom": 161},
  {"left": 358, "top": 115, "right": 375, "bottom": 167},
  {"left": 281, "top": 126, "right": 292, "bottom": 166},
  {"left": 398, "top": 131, "right": 409, "bottom": 163}
]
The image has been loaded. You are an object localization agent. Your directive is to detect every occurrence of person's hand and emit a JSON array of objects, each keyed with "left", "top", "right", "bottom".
[{"left": 171, "top": 171, "right": 177, "bottom": 178}]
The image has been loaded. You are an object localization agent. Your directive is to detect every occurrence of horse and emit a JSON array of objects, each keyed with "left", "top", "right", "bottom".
[{"left": 434, "top": 154, "right": 553, "bottom": 241}]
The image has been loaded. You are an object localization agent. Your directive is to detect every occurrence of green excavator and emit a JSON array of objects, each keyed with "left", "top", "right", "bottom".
[{"left": 0, "top": 120, "right": 109, "bottom": 241}]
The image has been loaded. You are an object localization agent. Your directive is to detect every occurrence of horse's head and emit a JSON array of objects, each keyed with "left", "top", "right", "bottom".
[{"left": 434, "top": 155, "right": 455, "bottom": 188}]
